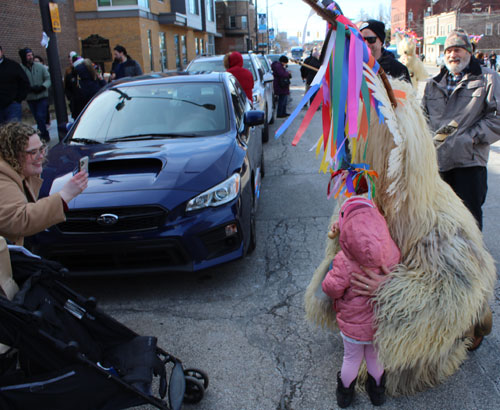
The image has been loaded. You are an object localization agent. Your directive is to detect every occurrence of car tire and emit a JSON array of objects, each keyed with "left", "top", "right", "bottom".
[
  {"left": 260, "top": 149, "right": 265, "bottom": 179},
  {"left": 262, "top": 111, "right": 270, "bottom": 143},
  {"left": 269, "top": 101, "right": 275, "bottom": 125},
  {"left": 246, "top": 191, "right": 257, "bottom": 255}
]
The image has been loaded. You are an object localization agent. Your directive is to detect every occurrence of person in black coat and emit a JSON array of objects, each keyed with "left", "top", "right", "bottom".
[
  {"left": 359, "top": 20, "right": 411, "bottom": 83},
  {"left": 301, "top": 49, "right": 321, "bottom": 107},
  {"left": 0, "top": 46, "right": 30, "bottom": 124},
  {"left": 64, "top": 53, "right": 106, "bottom": 120}
]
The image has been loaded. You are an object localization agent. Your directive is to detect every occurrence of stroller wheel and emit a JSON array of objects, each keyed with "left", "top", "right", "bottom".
[
  {"left": 184, "top": 368, "right": 209, "bottom": 389},
  {"left": 183, "top": 376, "right": 205, "bottom": 404}
]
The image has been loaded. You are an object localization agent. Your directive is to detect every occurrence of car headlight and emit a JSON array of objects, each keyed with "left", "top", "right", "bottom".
[{"left": 186, "top": 174, "right": 241, "bottom": 212}]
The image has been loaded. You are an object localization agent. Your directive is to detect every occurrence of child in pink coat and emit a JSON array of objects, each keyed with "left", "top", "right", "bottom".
[{"left": 322, "top": 196, "right": 400, "bottom": 407}]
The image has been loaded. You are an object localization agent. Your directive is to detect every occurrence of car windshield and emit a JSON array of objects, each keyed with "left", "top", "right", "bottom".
[
  {"left": 69, "top": 82, "right": 229, "bottom": 143},
  {"left": 258, "top": 56, "right": 270, "bottom": 71},
  {"left": 188, "top": 57, "right": 257, "bottom": 81}
]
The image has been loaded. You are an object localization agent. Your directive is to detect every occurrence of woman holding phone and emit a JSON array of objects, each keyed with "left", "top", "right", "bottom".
[{"left": 0, "top": 122, "right": 88, "bottom": 246}]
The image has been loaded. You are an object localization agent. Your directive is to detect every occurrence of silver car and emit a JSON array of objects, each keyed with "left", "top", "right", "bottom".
[{"left": 187, "top": 53, "right": 274, "bottom": 142}]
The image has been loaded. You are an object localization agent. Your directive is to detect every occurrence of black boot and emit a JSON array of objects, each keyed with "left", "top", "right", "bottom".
[
  {"left": 366, "top": 372, "right": 386, "bottom": 406},
  {"left": 336, "top": 371, "right": 356, "bottom": 408}
]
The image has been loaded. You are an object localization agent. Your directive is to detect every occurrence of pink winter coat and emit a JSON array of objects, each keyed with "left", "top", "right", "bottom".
[{"left": 322, "top": 198, "right": 400, "bottom": 342}]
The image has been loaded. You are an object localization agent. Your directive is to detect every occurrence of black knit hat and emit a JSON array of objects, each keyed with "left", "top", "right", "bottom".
[{"left": 360, "top": 19, "right": 386, "bottom": 44}]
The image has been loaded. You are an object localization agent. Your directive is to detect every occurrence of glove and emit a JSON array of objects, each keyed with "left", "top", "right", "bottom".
[{"left": 31, "top": 85, "right": 45, "bottom": 94}]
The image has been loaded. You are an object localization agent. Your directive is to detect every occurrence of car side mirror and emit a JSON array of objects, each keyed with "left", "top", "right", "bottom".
[
  {"left": 244, "top": 110, "right": 265, "bottom": 127},
  {"left": 263, "top": 72, "right": 274, "bottom": 84}
]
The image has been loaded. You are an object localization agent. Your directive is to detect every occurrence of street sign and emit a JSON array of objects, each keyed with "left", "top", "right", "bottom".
[{"left": 49, "top": 3, "right": 61, "bottom": 33}]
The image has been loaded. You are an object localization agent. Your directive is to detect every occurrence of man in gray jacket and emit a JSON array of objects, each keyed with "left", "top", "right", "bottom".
[
  {"left": 422, "top": 28, "right": 500, "bottom": 230},
  {"left": 19, "top": 48, "right": 51, "bottom": 142}
]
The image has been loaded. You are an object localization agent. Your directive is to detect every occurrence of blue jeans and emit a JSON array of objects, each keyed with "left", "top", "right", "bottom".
[
  {"left": 27, "top": 98, "right": 50, "bottom": 141},
  {"left": 277, "top": 94, "right": 288, "bottom": 116},
  {"left": 0, "top": 102, "right": 22, "bottom": 124}
]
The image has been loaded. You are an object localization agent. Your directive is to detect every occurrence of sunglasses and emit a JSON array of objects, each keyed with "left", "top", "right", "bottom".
[{"left": 363, "top": 36, "right": 378, "bottom": 44}]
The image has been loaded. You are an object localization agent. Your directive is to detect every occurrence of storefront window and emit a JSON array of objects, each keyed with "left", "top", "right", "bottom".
[{"left": 98, "top": 0, "right": 149, "bottom": 8}]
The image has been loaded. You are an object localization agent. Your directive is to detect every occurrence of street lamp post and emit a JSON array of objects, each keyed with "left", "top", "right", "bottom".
[{"left": 266, "top": 1, "right": 283, "bottom": 54}]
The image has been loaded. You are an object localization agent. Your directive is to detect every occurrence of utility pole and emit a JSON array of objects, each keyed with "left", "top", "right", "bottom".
[
  {"left": 38, "top": 0, "right": 68, "bottom": 140},
  {"left": 255, "top": 0, "right": 259, "bottom": 51},
  {"left": 266, "top": 0, "right": 270, "bottom": 54}
]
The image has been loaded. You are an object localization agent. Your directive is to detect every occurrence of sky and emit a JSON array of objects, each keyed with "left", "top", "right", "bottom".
[{"left": 256, "top": 0, "right": 392, "bottom": 39}]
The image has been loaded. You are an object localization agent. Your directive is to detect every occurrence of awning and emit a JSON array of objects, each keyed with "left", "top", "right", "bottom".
[{"left": 430, "top": 37, "right": 446, "bottom": 45}]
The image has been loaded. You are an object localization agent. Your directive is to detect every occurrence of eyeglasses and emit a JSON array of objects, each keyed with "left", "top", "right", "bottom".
[
  {"left": 363, "top": 36, "right": 378, "bottom": 45},
  {"left": 25, "top": 145, "right": 47, "bottom": 158}
]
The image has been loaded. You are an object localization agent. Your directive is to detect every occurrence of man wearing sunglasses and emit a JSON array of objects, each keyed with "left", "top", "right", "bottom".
[{"left": 360, "top": 20, "right": 410, "bottom": 83}]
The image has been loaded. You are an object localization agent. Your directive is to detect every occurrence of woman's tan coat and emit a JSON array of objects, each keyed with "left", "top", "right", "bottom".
[{"left": 0, "top": 158, "right": 65, "bottom": 245}]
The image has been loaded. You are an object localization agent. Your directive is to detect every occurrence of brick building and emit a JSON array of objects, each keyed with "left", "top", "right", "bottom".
[
  {"left": 391, "top": 0, "right": 430, "bottom": 39},
  {"left": 424, "top": 9, "right": 500, "bottom": 63},
  {"left": 0, "top": 0, "right": 79, "bottom": 71},
  {"left": 215, "top": 0, "right": 256, "bottom": 54},
  {"left": 74, "top": 0, "right": 218, "bottom": 72}
]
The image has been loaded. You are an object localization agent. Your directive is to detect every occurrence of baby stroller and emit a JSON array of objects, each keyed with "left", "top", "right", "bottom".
[{"left": 0, "top": 246, "right": 208, "bottom": 410}]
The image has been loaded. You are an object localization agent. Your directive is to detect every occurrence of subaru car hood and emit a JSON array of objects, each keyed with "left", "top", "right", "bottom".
[{"left": 42, "top": 135, "right": 237, "bottom": 199}]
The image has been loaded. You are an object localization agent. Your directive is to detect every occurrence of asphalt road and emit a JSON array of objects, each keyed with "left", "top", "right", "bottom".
[{"left": 62, "top": 63, "right": 500, "bottom": 410}]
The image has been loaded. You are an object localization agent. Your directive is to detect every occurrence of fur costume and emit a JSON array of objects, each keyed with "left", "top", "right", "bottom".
[
  {"left": 304, "top": 78, "right": 496, "bottom": 395},
  {"left": 396, "top": 35, "right": 428, "bottom": 87}
]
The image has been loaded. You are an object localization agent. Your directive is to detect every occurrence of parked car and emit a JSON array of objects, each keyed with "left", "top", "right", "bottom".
[
  {"left": 186, "top": 53, "right": 274, "bottom": 142},
  {"left": 267, "top": 54, "right": 284, "bottom": 63},
  {"left": 257, "top": 54, "right": 276, "bottom": 119},
  {"left": 385, "top": 44, "right": 400, "bottom": 59},
  {"left": 436, "top": 53, "right": 445, "bottom": 67},
  {"left": 29, "top": 72, "right": 266, "bottom": 275}
]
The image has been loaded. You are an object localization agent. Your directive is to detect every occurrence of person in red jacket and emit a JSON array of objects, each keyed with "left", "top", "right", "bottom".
[
  {"left": 223, "top": 52, "right": 254, "bottom": 101},
  {"left": 322, "top": 196, "right": 400, "bottom": 408}
]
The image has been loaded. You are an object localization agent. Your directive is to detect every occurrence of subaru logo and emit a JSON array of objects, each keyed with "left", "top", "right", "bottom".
[{"left": 96, "top": 213, "right": 119, "bottom": 226}]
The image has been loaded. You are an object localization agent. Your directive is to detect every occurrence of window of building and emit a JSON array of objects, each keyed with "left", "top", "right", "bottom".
[
  {"left": 159, "top": 32, "right": 167, "bottom": 71},
  {"left": 447, "top": 24, "right": 452, "bottom": 34},
  {"left": 201, "top": 38, "right": 205, "bottom": 55},
  {"left": 486, "top": 23, "right": 493, "bottom": 36},
  {"left": 207, "top": 35, "right": 214, "bottom": 55},
  {"left": 147, "top": 30, "right": 153, "bottom": 71},
  {"left": 196, "top": 38, "right": 200, "bottom": 55},
  {"left": 189, "top": 0, "right": 199, "bottom": 15},
  {"left": 408, "top": 10, "right": 413, "bottom": 22},
  {"left": 241, "top": 15, "right": 248, "bottom": 29},
  {"left": 174, "top": 34, "right": 181, "bottom": 69},
  {"left": 98, "top": 0, "right": 149, "bottom": 8},
  {"left": 229, "top": 15, "right": 236, "bottom": 28},
  {"left": 181, "top": 35, "right": 187, "bottom": 66},
  {"left": 206, "top": 0, "right": 215, "bottom": 22}
]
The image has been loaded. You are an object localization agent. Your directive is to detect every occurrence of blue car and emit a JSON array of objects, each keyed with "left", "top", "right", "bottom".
[{"left": 30, "top": 72, "right": 265, "bottom": 275}]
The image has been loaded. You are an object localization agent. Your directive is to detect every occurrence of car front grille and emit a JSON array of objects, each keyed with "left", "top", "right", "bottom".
[
  {"left": 56, "top": 206, "right": 167, "bottom": 234},
  {"left": 43, "top": 238, "right": 190, "bottom": 273}
]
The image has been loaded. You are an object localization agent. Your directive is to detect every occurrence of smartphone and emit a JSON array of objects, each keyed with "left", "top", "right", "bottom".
[{"left": 79, "top": 156, "right": 89, "bottom": 173}]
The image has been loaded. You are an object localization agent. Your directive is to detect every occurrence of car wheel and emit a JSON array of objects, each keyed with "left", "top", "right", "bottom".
[
  {"left": 260, "top": 149, "right": 265, "bottom": 179},
  {"left": 269, "top": 101, "right": 275, "bottom": 125},
  {"left": 262, "top": 110, "right": 269, "bottom": 143},
  {"left": 246, "top": 191, "right": 257, "bottom": 254}
]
